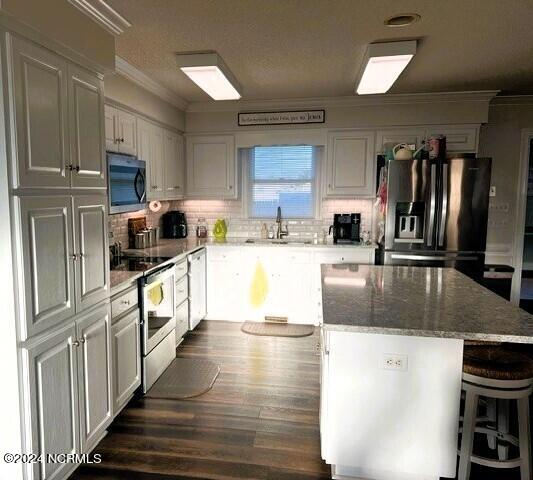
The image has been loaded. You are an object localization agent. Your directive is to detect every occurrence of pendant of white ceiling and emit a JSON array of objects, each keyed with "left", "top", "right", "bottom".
[
  {"left": 176, "top": 14, "right": 420, "bottom": 100},
  {"left": 356, "top": 13, "right": 421, "bottom": 95}
]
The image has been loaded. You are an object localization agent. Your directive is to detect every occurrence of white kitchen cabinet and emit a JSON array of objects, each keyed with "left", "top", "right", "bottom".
[
  {"left": 325, "top": 130, "right": 375, "bottom": 197},
  {"left": 16, "top": 196, "right": 76, "bottom": 340},
  {"left": 175, "top": 299, "right": 189, "bottom": 345},
  {"left": 186, "top": 135, "right": 237, "bottom": 198},
  {"left": 73, "top": 195, "right": 109, "bottom": 313},
  {"left": 137, "top": 118, "right": 165, "bottom": 199},
  {"left": 313, "top": 248, "right": 375, "bottom": 265},
  {"left": 104, "top": 105, "right": 137, "bottom": 156},
  {"left": 164, "top": 130, "right": 185, "bottom": 199},
  {"left": 426, "top": 125, "right": 479, "bottom": 152},
  {"left": 111, "top": 308, "right": 140, "bottom": 414},
  {"left": 8, "top": 34, "right": 70, "bottom": 189},
  {"left": 68, "top": 64, "right": 106, "bottom": 189},
  {"left": 206, "top": 247, "right": 242, "bottom": 321},
  {"left": 375, "top": 128, "right": 426, "bottom": 154},
  {"left": 76, "top": 303, "right": 112, "bottom": 452},
  {"left": 24, "top": 324, "right": 79, "bottom": 480}
]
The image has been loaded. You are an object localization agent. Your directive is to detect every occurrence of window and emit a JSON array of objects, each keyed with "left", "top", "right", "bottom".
[{"left": 247, "top": 145, "right": 317, "bottom": 219}]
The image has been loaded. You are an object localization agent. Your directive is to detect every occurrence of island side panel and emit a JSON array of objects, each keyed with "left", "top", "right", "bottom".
[{"left": 321, "top": 329, "right": 463, "bottom": 480}]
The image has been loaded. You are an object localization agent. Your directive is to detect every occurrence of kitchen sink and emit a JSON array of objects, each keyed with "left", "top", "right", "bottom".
[{"left": 245, "top": 238, "right": 312, "bottom": 245}]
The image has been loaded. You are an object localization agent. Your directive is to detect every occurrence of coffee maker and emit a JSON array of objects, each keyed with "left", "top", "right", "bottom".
[
  {"left": 162, "top": 210, "right": 188, "bottom": 238},
  {"left": 329, "top": 213, "right": 361, "bottom": 244}
]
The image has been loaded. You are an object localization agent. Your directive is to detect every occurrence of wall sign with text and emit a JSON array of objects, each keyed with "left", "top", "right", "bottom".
[{"left": 238, "top": 110, "right": 325, "bottom": 126}]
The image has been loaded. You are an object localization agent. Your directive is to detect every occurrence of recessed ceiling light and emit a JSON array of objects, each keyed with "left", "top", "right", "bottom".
[
  {"left": 176, "top": 52, "right": 241, "bottom": 101},
  {"left": 355, "top": 40, "right": 417, "bottom": 95},
  {"left": 385, "top": 13, "right": 421, "bottom": 27}
]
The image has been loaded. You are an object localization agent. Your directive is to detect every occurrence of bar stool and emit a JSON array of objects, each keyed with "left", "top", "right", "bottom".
[{"left": 458, "top": 345, "right": 533, "bottom": 480}]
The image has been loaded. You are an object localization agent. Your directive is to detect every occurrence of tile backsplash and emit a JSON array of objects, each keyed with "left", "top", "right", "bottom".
[{"left": 108, "top": 198, "right": 373, "bottom": 245}]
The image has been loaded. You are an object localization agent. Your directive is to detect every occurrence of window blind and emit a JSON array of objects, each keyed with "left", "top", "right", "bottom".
[{"left": 248, "top": 145, "right": 316, "bottom": 219}]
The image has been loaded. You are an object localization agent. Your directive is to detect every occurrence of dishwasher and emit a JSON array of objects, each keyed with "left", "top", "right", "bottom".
[{"left": 188, "top": 249, "right": 207, "bottom": 330}]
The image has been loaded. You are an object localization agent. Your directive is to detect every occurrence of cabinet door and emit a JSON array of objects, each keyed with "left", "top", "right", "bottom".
[
  {"left": 426, "top": 125, "right": 479, "bottom": 152},
  {"left": 8, "top": 34, "right": 70, "bottom": 188},
  {"left": 16, "top": 196, "right": 75, "bottom": 340},
  {"left": 139, "top": 119, "right": 164, "bottom": 200},
  {"left": 326, "top": 131, "right": 375, "bottom": 197},
  {"left": 117, "top": 109, "right": 137, "bottom": 155},
  {"left": 112, "top": 309, "right": 141, "bottom": 413},
  {"left": 104, "top": 105, "right": 118, "bottom": 152},
  {"left": 375, "top": 129, "right": 426, "bottom": 154},
  {"left": 73, "top": 195, "right": 109, "bottom": 313},
  {"left": 68, "top": 65, "right": 106, "bottom": 188},
  {"left": 186, "top": 135, "right": 236, "bottom": 198},
  {"left": 164, "top": 130, "right": 185, "bottom": 199},
  {"left": 25, "top": 325, "right": 79, "bottom": 480},
  {"left": 77, "top": 303, "right": 112, "bottom": 451},
  {"left": 175, "top": 299, "right": 189, "bottom": 345}
]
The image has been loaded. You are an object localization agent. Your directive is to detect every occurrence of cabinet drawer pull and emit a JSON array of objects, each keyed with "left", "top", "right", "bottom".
[{"left": 121, "top": 300, "right": 131, "bottom": 305}]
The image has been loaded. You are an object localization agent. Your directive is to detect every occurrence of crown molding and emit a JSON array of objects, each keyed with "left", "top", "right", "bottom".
[
  {"left": 114, "top": 56, "right": 188, "bottom": 111},
  {"left": 186, "top": 90, "right": 499, "bottom": 113},
  {"left": 490, "top": 95, "right": 533, "bottom": 106},
  {"left": 67, "top": 0, "right": 131, "bottom": 36}
]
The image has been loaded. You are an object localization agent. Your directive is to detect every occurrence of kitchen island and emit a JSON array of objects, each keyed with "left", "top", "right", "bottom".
[{"left": 320, "top": 264, "right": 533, "bottom": 480}]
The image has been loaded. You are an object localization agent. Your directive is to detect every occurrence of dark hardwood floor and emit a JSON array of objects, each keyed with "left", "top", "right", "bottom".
[
  {"left": 70, "top": 321, "right": 524, "bottom": 480},
  {"left": 72, "top": 321, "right": 331, "bottom": 480}
]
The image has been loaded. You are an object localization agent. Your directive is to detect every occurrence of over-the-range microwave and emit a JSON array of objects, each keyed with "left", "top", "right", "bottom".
[{"left": 107, "top": 152, "right": 146, "bottom": 214}]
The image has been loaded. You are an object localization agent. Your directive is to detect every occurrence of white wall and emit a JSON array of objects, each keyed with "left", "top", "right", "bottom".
[
  {"left": 479, "top": 97, "right": 533, "bottom": 266},
  {"left": 104, "top": 73, "right": 185, "bottom": 131}
]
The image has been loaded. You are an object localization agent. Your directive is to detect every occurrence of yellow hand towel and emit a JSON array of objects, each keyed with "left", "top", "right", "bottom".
[{"left": 147, "top": 281, "right": 164, "bottom": 306}]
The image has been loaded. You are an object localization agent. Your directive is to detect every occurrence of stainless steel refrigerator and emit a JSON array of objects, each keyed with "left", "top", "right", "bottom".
[{"left": 380, "top": 155, "right": 491, "bottom": 279}]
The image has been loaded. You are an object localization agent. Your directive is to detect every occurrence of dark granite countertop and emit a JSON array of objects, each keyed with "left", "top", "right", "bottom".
[{"left": 321, "top": 264, "right": 533, "bottom": 343}]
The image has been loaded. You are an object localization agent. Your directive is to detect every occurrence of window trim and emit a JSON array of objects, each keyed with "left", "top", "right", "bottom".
[{"left": 242, "top": 146, "right": 322, "bottom": 221}]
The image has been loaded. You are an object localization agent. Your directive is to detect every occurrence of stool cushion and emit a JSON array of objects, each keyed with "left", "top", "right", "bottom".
[{"left": 463, "top": 345, "right": 533, "bottom": 380}]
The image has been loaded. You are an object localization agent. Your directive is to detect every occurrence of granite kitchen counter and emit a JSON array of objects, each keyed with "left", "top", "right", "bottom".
[{"left": 321, "top": 264, "right": 533, "bottom": 343}]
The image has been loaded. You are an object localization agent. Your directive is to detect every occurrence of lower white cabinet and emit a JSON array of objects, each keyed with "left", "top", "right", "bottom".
[
  {"left": 24, "top": 324, "right": 79, "bottom": 480},
  {"left": 77, "top": 304, "right": 112, "bottom": 452},
  {"left": 175, "top": 300, "right": 189, "bottom": 344},
  {"left": 23, "top": 302, "right": 112, "bottom": 480},
  {"left": 111, "top": 309, "right": 141, "bottom": 413}
]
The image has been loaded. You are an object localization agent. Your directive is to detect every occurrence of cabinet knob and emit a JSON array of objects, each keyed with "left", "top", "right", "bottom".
[
  {"left": 72, "top": 340, "right": 80, "bottom": 347},
  {"left": 74, "top": 165, "right": 80, "bottom": 173},
  {"left": 70, "top": 253, "right": 78, "bottom": 260},
  {"left": 328, "top": 184, "right": 332, "bottom": 188},
  {"left": 80, "top": 338, "right": 86, "bottom": 344},
  {"left": 152, "top": 185, "right": 158, "bottom": 189},
  {"left": 174, "top": 185, "right": 180, "bottom": 189},
  {"left": 229, "top": 185, "right": 233, "bottom": 190}
]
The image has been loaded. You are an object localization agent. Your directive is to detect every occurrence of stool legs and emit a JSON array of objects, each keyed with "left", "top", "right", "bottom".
[
  {"left": 458, "top": 390, "right": 479, "bottom": 480},
  {"left": 518, "top": 397, "right": 532, "bottom": 480},
  {"left": 497, "top": 399, "right": 510, "bottom": 460},
  {"left": 487, "top": 398, "right": 497, "bottom": 450}
]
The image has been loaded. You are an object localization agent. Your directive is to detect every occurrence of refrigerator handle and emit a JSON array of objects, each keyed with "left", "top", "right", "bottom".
[
  {"left": 438, "top": 163, "right": 448, "bottom": 246},
  {"left": 427, "top": 163, "right": 437, "bottom": 247}
]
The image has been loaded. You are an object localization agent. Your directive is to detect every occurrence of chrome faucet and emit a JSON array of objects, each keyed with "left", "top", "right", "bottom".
[{"left": 275, "top": 206, "right": 289, "bottom": 239}]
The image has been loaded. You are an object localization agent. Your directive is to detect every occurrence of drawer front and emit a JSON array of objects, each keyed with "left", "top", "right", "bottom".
[
  {"left": 175, "top": 275, "right": 188, "bottom": 306},
  {"left": 208, "top": 248, "right": 241, "bottom": 262},
  {"left": 175, "top": 299, "right": 189, "bottom": 342},
  {"left": 111, "top": 287, "right": 138, "bottom": 319},
  {"left": 175, "top": 259, "right": 188, "bottom": 280},
  {"left": 314, "top": 249, "right": 375, "bottom": 265}
]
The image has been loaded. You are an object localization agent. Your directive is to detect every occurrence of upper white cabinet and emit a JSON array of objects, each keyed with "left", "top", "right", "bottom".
[
  {"left": 8, "top": 34, "right": 106, "bottom": 190},
  {"left": 24, "top": 324, "right": 79, "bottom": 480},
  {"left": 164, "top": 130, "right": 185, "bottom": 199},
  {"left": 326, "top": 130, "right": 375, "bottom": 197},
  {"left": 375, "top": 128, "right": 426, "bottom": 154},
  {"left": 426, "top": 125, "right": 479, "bottom": 152},
  {"left": 104, "top": 105, "right": 137, "bottom": 156},
  {"left": 138, "top": 118, "right": 164, "bottom": 199},
  {"left": 186, "top": 135, "right": 237, "bottom": 198},
  {"left": 16, "top": 195, "right": 109, "bottom": 341},
  {"left": 73, "top": 196, "right": 109, "bottom": 313},
  {"left": 8, "top": 34, "right": 70, "bottom": 189},
  {"left": 68, "top": 65, "right": 106, "bottom": 189},
  {"left": 76, "top": 303, "right": 112, "bottom": 452}
]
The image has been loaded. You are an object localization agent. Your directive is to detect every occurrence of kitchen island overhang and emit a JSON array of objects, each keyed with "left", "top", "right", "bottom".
[{"left": 320, "top": 264, "right": 533, "bottom": 480}]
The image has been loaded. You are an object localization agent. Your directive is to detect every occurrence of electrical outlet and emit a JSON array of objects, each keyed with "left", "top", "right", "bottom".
[
  {"left": 382, "top": 353, "right": 408, "bottom": 372},
  {"left": 489, "top": 186, "right": 496, "bottom": 197}
]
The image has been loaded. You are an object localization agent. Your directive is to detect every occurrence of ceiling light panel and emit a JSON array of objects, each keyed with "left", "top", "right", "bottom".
[
  {"left": 176, "top": 53, "right": 241, "bottom": 100},
  {"left": 356, "top": 40, "right": 417, "bottom": 95}
]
